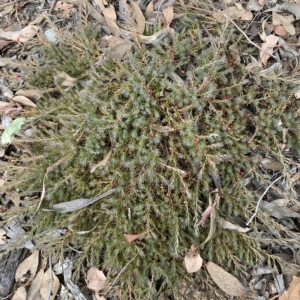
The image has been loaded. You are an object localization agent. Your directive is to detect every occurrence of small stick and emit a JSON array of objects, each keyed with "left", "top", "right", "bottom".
[
  {"left": 220, "top": 11, "right": 279, "bottom": 61},
  {"left": 246, "top": 176, "right": 282, "bottom": 226},
  {"left": 49, "top": 0, "right": 58, "bottom": 14},
  {"left": 107, "top": 255, "right": 137, "bottom": 293}
]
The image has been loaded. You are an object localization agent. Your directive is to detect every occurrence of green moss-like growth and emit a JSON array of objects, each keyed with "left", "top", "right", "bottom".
[{"left": 8, "top": 10, "right": 300, "bottom": 299}]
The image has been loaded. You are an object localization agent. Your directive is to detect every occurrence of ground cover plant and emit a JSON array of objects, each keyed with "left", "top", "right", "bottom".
[{"left": 1, "top": 1, "right": 300, "bottom": 299}]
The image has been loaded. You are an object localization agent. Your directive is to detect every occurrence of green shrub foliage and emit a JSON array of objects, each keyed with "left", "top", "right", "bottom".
[{"left": 17, "top": 14, "right": 300, "bottom": 299}]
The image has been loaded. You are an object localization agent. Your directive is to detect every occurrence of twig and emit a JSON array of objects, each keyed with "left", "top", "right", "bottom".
[
  {"left": 246, "top": 176, "right": 282, "bottom": 226},
  {"left": 220, "top": 11, "right": 279, "bottom": 61},
  {"left": 107, "top": 255, "right": 137, "bottom": 293},
  {"left": 49, "top": 0, "right": 58, "bottom": 14},
  {"left": 47, "top": 256, "right": 53, "bottom": 300}
]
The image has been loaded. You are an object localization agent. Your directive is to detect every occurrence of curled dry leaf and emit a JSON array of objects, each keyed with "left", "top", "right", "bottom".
[
  {"left": 124, "top": 231, "right": 149, "bottom": 243},
  {"left": 150, "top": 124, "right": 175, "bottom": 133},
  {"left": 12, "top": 96, "right": 37, "bottom": 108},
  {"left": 206, "top": 262, "right": 245, "bottom": 296},
  {"left": 260, "top": 34, "right": 279, "bottom": 66},
  {"left": 197, "top": 205, "right": 214, "bottom": 227},
  {"left": 218, "top": 217, "right": 251, "bottom": 233},
  {"left": 86, "top": 267, "right": 107, "bottom": 292},
  {"left": 184, "top": 244, "right": 203, "bottom": 273},
  {"left": 279, "top": 276, "right": 300, "bottom": 300},
  {"left": 53, "top": 71, "right": 78, "bottom": 87},
  {"left": 0, "top": 25, "right": 40, "bottom": 42}
]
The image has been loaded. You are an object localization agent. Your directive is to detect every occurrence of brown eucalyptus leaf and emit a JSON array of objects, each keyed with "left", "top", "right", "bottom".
[
  {"left": 131, "top": 2, "right": 146, "bottom": 34},
  {"left": 206, "top": 262, "right": 245, "bottom": 296},
  {"left": 27, "top": 268, "right": 44, "bottom": 300},
  {"left": 229, "top": 44, "right": 240, "bottom": 62},
  {"left": 260, "top": 35, "right": 279, "bottom": 67},
  {"left": 11, "top": 286, "right": 26, "bottom": 300},
  {"left": 0, "top": 25, "right": 40, "bottom": 42},
  {"left": 200, "top": 207, "right": 217, "bottom": 246},
  {"left": 150, "top": 124, "right": 175, "bottom": 132},
  {"left": 0, "top": 229, "right": 6, "bottom": 245},
  {"left": 15, "top": 89, "right": 42, "bottom": 101},
  {"left": 259, "top": 157, "right": 282, "bottom": 171},
  {"left": 46, "top": 188, "right": 116, "bottom": 213},
  {"left": 86, "top": 267, "right": 106, "bottom": 292},
  {"left": 120, "top": 27, "right": 169, "bottom": 44},
  {"left": 279, "top": 276, "right": 300, "bottom": 300},
  {"left": 291, "top": 171, "right": 300, "bottom": 183},
  {"left": 146, "top": 1, "right": 154, "bottom": 13},
  {"left": 103, "top": 7, "right": 120, "bottom": 36},
  {"left": 162, "top": 6, "right": 173, "bottom": 28},
  {"left": 124, "top": 231, "right": 149, "bottom": 243},
  {"left": 53, "top": 71, "right": 78, "bottom": 87},
  {"left": 184, "top": 244, "right": 203, "bottom": 273},
  {"left": 15, "top": 250, "right": 39, "bottom": 283},
  {"left": 12, "top": 96, "right": 37, "bottom": 108},
  {"left": 40, "top": 268, "right": 60, "bottom": 300},
  {"left": 218, "top": 217, "right": 251, "bottom": 233}
]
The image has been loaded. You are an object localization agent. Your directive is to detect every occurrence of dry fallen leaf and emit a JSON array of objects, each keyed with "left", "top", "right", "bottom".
[
  {"left": 163, "top": 6, "right": 174, "bottom": 28},
  {"left": 54, "top": 71, "right": 78, "bottom": 87},
  {"left": 53, "top": 1, "right": 73, "bottom": 18},
  {"left": 260, "top": 34, "right": 280, "bottom": 66},
  {"left": 206, "top": 262, "right": 245, "bottom": 296},
  {"left": 150, "top": 124, "right": 175, "bottom": 133},
  {"left": 0, "top": 25, "right": 40, "bottom": 42},
  {"left": 15, "top": 250, "right": 39, "bottom": 283},
  {"left": 40, "top": 268, "right": 60, "bottom": 300},
  {"left": 124, "top": 230, "right": 150, "bottom": 243},
  {"left": 131, "top": 2, "right": 146, "bottom": 34},
  {"left": 259, "top": 157, "right": 283, "bottom": 171},
  {"left": 274, "top": 25, "right": 288, "bottom": 37},
  {"left": 86, "top": 267, "right": 107, "bottom": 292},
  {"left": 279, "top": 276, "right": 300, "bottom": 300},
  {"left": 0, "top": 229, "right": 6, "bottom": 245},
  {"left": 103, "top": 6, "right": 120, "bottom": 36},
  {"left": 229, "top": 44, "right": 240, "bottom": 62},
  {"left": 103, "top": 35, "right": 133, "bottom": 60},
  {"left": 11, "top": 286, "right": 26, "bottom": 300},
  {"left": 219, "top": 217, "right": 251, "bottom": 233},
  {"left": 12, "top": 95, "right": 37, "bottom": 108},
  {"left": 27, "top": 268, "right": 44, "bottom": 300},
  {"left": 272, "top": 11, "right": 295, "bottom": 35},
  {"left": 15, "top": 89, "right": 42, "bottom": 101},
  {"left": 291, "top": 171, "right": 300, "bottom": 183},
  {"left": 184, "top": 244, "right": 203, "bottom": 273}
]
